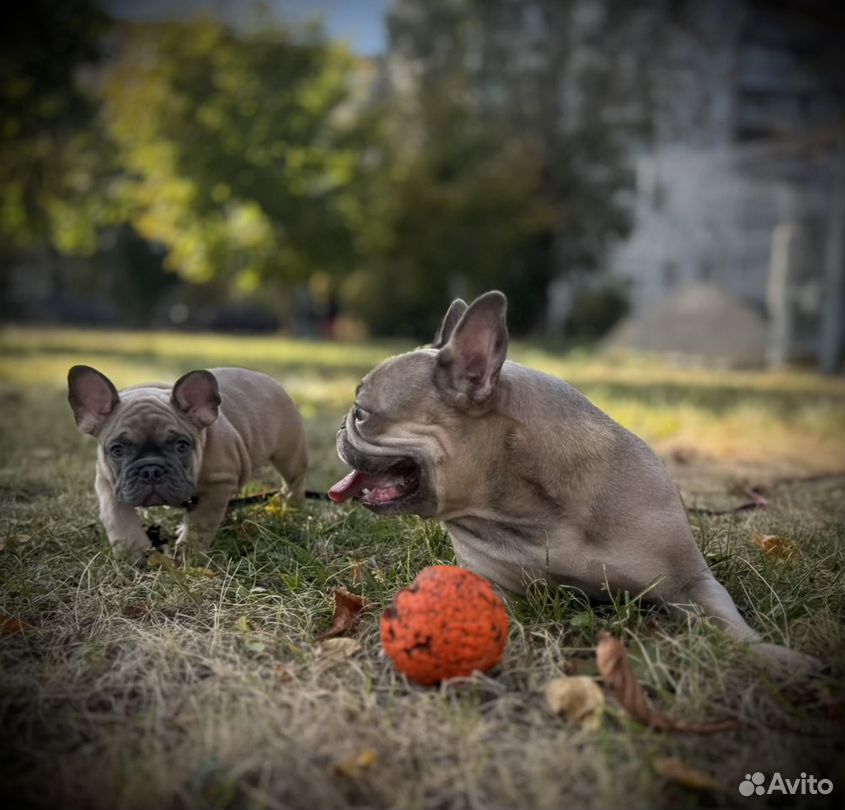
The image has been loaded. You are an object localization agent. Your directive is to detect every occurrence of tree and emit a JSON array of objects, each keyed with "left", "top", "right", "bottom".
[
  {"left": 345, "top": 0, "right": 637, "bottom": 337},
  {"left": 102, "top": 17, "right": 370, "bottom": 306},
  {"left": 0, "top": 0, "right": 122, "bottom": 257}
]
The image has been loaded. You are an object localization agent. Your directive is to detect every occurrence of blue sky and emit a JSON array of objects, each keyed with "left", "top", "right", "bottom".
[{"left": 103, "top": 0, "right": 389, "bottom": 55}]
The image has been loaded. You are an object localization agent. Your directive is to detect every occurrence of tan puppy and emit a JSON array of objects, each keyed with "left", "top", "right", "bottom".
[
  {"left": 68, "top": 366, "right": 307, "bottom": 560},
  {"left": 330, "top": 291, "right": 818, "bottom": 671}
]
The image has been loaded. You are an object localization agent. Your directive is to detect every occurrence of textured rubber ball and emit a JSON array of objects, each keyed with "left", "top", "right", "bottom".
[{"left": 380, "top": 565, "right": 509, "bottom": 685}]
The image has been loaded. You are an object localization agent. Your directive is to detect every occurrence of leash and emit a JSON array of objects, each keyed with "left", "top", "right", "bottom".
[{"left": 145, "top": 488, "right": 329, "bottom": 548}]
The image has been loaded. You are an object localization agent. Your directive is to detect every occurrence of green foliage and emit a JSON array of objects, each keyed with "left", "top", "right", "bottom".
[
  {"left": 340, "top": 0, "right": 633, "bottom": 337},
  {"left": 0, "top": 0, "right": 125, "bottom": 255},
  {"left": 102, "top": 17, "right": 369, "bottom": 289},
  {"left": 342, "top": 112, "right": 558, "bottom": 337}
]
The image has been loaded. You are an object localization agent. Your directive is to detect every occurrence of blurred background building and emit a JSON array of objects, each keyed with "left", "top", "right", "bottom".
[{"left": 1, "top": 0, "right": 842, "bottom": 369}]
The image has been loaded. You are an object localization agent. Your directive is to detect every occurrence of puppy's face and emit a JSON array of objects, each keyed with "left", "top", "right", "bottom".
[
  {"left": 99, "top": 408, "right": 199, "bottom": 507},
  {"left": 330, "top": 292, "right": 509, "bottom": 518},
  {"left": 68, "top": 367, "right": 221, "bottom": 508}
]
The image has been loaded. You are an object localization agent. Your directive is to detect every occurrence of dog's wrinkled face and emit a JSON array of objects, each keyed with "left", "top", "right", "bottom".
[
  {"left": 68, "top": 366, "right": 221, "bottom": 507},
  {"left": 330, "top": 292, "right": 509, "bottom": 518}
]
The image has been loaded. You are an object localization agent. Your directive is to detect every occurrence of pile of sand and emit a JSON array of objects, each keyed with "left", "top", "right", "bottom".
[{"left": 604, "top": 282, "right": 767, "bottom": 367}]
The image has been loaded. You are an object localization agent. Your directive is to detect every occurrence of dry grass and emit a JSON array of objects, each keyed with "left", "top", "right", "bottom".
[{"left": 0, "top": 328, "right": 843, "bottom": 810}]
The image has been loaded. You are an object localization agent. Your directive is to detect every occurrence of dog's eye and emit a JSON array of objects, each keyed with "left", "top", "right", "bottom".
[
  {"left": 174, "top": 439, "right": 192, "bottom": 454},
  {"left": 108, "top": 443, "right": 124, "bottom": 458},
  {"left": 353, "top": 404, "right": 367, "bottom": 423}
]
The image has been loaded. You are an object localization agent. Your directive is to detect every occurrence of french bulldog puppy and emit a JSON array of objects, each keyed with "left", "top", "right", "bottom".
[
  {"left": 68, "top": 366, "right": 307, "bottom": 560},
  {"left": 330, "top": 291, "right": 818, "bottom": 671}
]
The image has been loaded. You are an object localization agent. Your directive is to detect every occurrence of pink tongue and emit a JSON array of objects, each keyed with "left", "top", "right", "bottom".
[{"left": 328, "top": 471, "right": 367, "bottom": 503}]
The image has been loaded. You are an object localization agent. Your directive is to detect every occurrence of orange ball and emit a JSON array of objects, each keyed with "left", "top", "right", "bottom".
[{"left": 380, "top": 565, "right": 509, "bottom": 685}]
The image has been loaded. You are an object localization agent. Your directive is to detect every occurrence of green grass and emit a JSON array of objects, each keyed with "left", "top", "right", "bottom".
[{"left": 0, "top": 327, "right": 843, "bottom": 810}]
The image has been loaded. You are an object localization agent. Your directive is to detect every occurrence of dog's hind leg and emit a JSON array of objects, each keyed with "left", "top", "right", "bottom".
[
  {"left": 680, "top": 574, "right": 821, "bottom": 674},
  {"left": 271, "top": 434, "right": 308, "bottom": 501}
]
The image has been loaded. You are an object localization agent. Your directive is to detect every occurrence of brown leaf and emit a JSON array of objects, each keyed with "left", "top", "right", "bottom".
[
  {"left": 653, "top": 757, "right": 720, "bottom": 791},
  {"left": 596, "top": 633, "right": 740, "bottom": 734},
  {"left": 596, "top": 633, "right": 651, "bottom": 723},
  {"left": 316, "top": 588, "right": 368, "bottom": 641},
  {"left": 751, "top": 530, "right": 799, "bottom": 561},
  {"left": 545, "top": 676, "right": 605, "bottom": 731},
  {"left": 0, "top": 614, "right": 30, "bottom": 636},
  {"left": 349, "top": 561, "right": 366, "bottom": 585},
  {"left": 333, "top": 748, "right": 377, "bottom": 778}
]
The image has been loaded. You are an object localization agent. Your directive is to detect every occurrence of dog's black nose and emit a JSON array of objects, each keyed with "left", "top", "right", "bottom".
[{"left": 138, "top": 463, "right": 165, "bottom": 481}]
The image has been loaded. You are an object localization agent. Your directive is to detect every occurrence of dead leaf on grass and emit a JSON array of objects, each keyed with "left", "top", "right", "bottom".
[
  {"left": 316, "top": 588, "right": 369, "bottom": 641},
  {"left": 333, "top": 748, "right": 377, "bottom": 778},
  {"left": 316, "top": 637, "right": 362, "bottom": 671},
  {"left": 0, "top": 614, "right": 30, "bottom": 636},
  {"left": 186, "top": 566, "right": 217, "bottom": 578},
  {"left": 653, "top": 757, "right": 720, "bottom": 791},
  {"left": 545, "top": 676, "right": 605, "bottom": 731},
  {"left": 750, "top": 530, "right": 799, "bottom": 561},
  {"left": 236, "top": 615, "right": 256, "bottom": 633},
  {"left": 146, "top": 550, "right": 175, "bottom": 570},
  {"left": 349, "top": 562, "right": 366, "bottom": 585},
  {"left": 273, "top": 662, "right": 295, "bottom": 683},
  {"left": 596, "top": 633, "right": 740, "bottom": 734}
]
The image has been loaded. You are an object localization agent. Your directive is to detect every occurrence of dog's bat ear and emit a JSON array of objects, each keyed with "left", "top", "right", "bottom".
[
  {"left": 171, "top": 370, "right": 221, "bottom": 428},
  {"left": 435, "top": 290, "right": 508, "bottom": 406},
  {"left": 68, "top": 365, "right": 120, "bottom": 435},
  {"left": 432, "top": 298, "right": 468, "bottom": 348}
]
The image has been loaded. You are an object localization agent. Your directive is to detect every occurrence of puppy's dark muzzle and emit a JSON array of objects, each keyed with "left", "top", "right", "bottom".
[{"left": 119, "top": 457, "right": 195, "bottom": 507}]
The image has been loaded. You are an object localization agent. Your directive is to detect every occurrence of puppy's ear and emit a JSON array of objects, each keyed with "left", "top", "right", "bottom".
[
  {"left": 432, "top": 298, "right": 468, "bottom": 348},
  {"left": 68, "top": 365, "right": 120, "bottom": 435},
  {"left": 171, "top": 370, "right": 221, "bottom": 428},
  {"left": 436, "top": 291, "right": 508, "bottom": 406}
]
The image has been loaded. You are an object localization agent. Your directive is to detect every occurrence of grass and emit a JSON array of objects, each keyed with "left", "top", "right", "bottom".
[{"left": 0, "top": 327, "right": 843, "bottom": 810}]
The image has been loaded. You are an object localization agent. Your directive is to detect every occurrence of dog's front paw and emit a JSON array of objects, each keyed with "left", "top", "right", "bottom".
[{"left": 109, "top": 536, "right": 155, "bottom": 568}]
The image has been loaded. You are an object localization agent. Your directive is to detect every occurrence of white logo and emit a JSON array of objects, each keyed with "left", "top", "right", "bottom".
[{"left": 738, "top": 771, "right": 833, "bottom": 797}]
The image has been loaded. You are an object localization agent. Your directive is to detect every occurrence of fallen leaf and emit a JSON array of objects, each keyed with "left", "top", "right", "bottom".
[
  {"left": 236, "top": 615, "right": 255, "bottom": 633},
  {"left": 316, "top": 588, "right": 368, "bottom": 641},
  {"left": 333, "top": 748, "right": 377, "bottom": 778},
  {"left": 0, "top": 614, "right": 30, "bottom": 636},
  {"left": 545, "top": 676, "right": 605, "bottom": 731},
  {"left": 186, "top": 566, "right": 217, "bottom": 578},
  {"left": 751, "top": 530, "right": 799, "bottom": 561},
  {"left": 316, "top": 637, "right": 362, "bottom": 671},
  {"left": 596, "top": 633, "right": 740, "bottom": 734},
  {"left": 146, "top": 551, "right": 175, "bottom": 570},
  {"left": 273, "top": 663, "right": 294, "bottom": 682},
  {"left": 653, "top": 757, "right": 720, "bottom": 791},
  {"left": 264, "top": 500, "right": 284, "bottom": 517}
]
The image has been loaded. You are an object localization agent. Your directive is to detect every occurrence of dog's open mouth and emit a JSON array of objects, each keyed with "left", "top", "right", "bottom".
[{"left": 328, "top": 461, "right": 419, "bottom": 507}]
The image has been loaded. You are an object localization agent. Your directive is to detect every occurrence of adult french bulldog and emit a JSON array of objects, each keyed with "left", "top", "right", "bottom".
[
  {"left": 330, "top": 291, "right": 818, "bottom": 671},
  {"left": 68, "top": 365, "right": 307, "bottom": 560}
]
